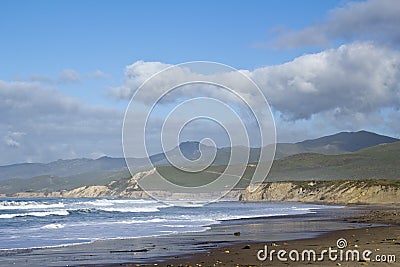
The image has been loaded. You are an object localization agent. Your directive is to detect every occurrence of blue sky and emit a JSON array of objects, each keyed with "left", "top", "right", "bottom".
[
  {"left": 1, "top": 1, "right": 341, "bottom": 84},
  {"left": 1, "top": 0, "right": 400, "bottom": 164}
]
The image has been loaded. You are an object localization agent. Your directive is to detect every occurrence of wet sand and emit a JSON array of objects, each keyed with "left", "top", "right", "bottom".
[
  {"left": 157, "top": 226, "right": 400, "bottom": 267},
  {"left": 154, "top": 205, "right": 400, "bottom": 267}
]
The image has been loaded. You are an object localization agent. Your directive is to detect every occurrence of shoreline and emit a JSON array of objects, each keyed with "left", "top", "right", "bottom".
[
  {"left": 0, "top": 203, "right": 369, "bottom": 266},
  {"left": 104, "top": 204, "right": 399, "bottom": 267},
  {"left": 0, "top": 202, "right": 398, "bottom": 266},
  {"left": 161, "top": 225, "right": 400, "bottom": 267},
  {"left": 153, "top": 205, "right": 400, "bottom": 267}
]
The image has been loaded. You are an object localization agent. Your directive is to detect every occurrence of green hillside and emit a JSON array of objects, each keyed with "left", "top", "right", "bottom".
[
  {"left": 267, "top": 141, "right": 400, "bottom": 181},
  {"left": 1, "top": 138, "right": 399, "bottom": 194},
  {"left": 0, "top": 169, "right": 132, "bottom": 194},
  {"left": 136, "top": 141, "right": 400, "bottom": 189}
]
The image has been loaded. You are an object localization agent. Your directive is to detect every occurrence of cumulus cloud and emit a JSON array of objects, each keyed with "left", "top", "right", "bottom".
[
  {"left": 110, "top": 60, "right": 171, "bottom": 100},
  {"left": 110, "top": 42, "right": 400, "bottom": 145},
  {"left": 251, "top": 42, "right": 400, "bottom": 120},
  {"left": 0, "top": 81, "right": 123, "bottom": 165},
  {"left": 111, "top": 42, "right": 400, "bottom": 121},
  {"left": 269, "top": 0, "right": 400, "bottom": 49},
  {"left": 109, "top": 61, "right": 274, "bottom": 118},
  {"left": 3, "top": 40, "right": 400, "bottom": 164}
]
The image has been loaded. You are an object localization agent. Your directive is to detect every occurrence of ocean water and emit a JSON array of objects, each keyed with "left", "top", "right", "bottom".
[{"left": 0, "top": 198, "right": 327, "bottom": 250}]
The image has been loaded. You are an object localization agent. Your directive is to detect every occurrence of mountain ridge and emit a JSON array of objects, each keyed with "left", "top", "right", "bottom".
[
  {"left": 0, "top": 130, "right": 398, "bottom": 183},
  {"left": 1, "top": 140, "right": 399, "bottom": 195},
  {"left": 296, "top": 130, "right": 399, "bottom": 152}
]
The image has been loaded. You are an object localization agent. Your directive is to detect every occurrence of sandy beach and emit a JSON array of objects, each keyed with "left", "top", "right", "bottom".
[
  {"left": 156, "top": 205, "right": 400, "bottom": 267},
  {"left": 1, "top": 203, "right": 399, "bottom": 267},
  {"left": 115, "top": 205, "right": 400, "bottom": 267}
]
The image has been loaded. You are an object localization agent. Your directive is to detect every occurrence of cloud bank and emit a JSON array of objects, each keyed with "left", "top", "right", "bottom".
[
  {"left": 109, "top": 40, "right": 400, "bottom": 144},
  {"left": 111, "top": 42, "right": 400, "bottom": 122},
  {"left": 251, "top": 42, "right": 400, "bottom": 120},
  {"left": 0, "top": 81, "right": 123, "bottom": 165},
  {"left": 269, "top": 0, "right": 400, "bottom": 49},
  {"left": 2, "top": 40, "right": 399, "bottom": 165}
]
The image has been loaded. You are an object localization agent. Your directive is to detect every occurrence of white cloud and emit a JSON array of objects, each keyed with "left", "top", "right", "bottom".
[
  {"left": 111, "top": 42, "right": 400, "bottom": 121},
  {"left": 110, "top": 60, "right": 171, "bottom": 100},
  {"left": 251, "top": 42, "right": 400, "bottom": 120},
  {"left": 269, "top": 0, "right": 400, "bottom": 49},
  {"left": 111, "top": 42, "right": 400, "bottom": 144},
  {"left": 59, "top": 69, "right": 80, "bottom": 82},
  {"left": 0, "top": 81, "right": 123, "bottom": 165},
  {"left": 3, "top": 41, "right": 399, "bottom": 164},
  {"left": 89, "top": 70, "right": 110, "bottom": 79},
  {"left": 3, "top": 131, "right": 26, "bottom": 148},
  {"left": 4, "top": 136, "right": 20, "bottom": 148},
  {"left": 110, "top": 61, "right": 273, "bottom": 117},
  {"left": 4, "top": 138, "right": 20, "bottom": 147}
]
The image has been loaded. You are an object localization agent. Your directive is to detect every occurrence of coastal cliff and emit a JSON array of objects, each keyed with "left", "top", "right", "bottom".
[
  {"left": 240, "top": 180, "right": 400, "bottom": 204},
  {"left": 2, "top": 167, "right": 400, "bottom": 205}
]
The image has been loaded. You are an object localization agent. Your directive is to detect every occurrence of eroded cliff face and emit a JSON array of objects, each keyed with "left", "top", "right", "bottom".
[
  {"left": 2, "top": 166, "right": 398, "bottom": 205},
  {"left": 239, "top": 181, "right": 400, "bottom": 204}
]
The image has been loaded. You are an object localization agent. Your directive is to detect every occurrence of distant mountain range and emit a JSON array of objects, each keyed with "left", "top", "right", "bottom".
[
  {"left": 138, "top": 130, "right": 399, "bottom": 169},
  {"left": 275, "top": 130, "right": 399, "bottom": 158},
  {"left": 0, "top": 157, "right": 128, "bottom": 181},
  {"left": 268, "top": 140, "right": 400, "bottom": 181},
  {"left": 0, "top": 130, "right": 398, "bottom": 194}
]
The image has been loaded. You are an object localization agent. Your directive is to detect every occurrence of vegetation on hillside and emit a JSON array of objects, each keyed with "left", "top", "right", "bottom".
[{"left": 0, "top": 136, "right": 399, "bottom": 194}]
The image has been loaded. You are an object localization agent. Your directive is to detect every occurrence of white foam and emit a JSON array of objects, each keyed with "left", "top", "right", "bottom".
[
  {"left": 96, "top": 218, "right": 167, "bottom": 225},
  {"left": 67, "top": 199, "right": 168, "bottom": 213},
  {"left": 80, "top": 199, "right": 159, "bottom": 207},
  {"left": 218, "top": 213, "right": 289, "bottom": 221},
  {"left": 0, "top": 201, "right": 64, "bottom": 210},
  {"left": 41, "top": 223, "right": 65, "bottom": 229},
  {"left": 98, "top": 206, "right": 163, "bottom": 213},
  {"left": 54, "top": 218, "right": 168, "bottom": 228},
  {"left": 0, "top": 210, "right": 69, "bottom": 219},
  {"left": 162, "top": 224, "right": 190, "bottom": 228}
]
